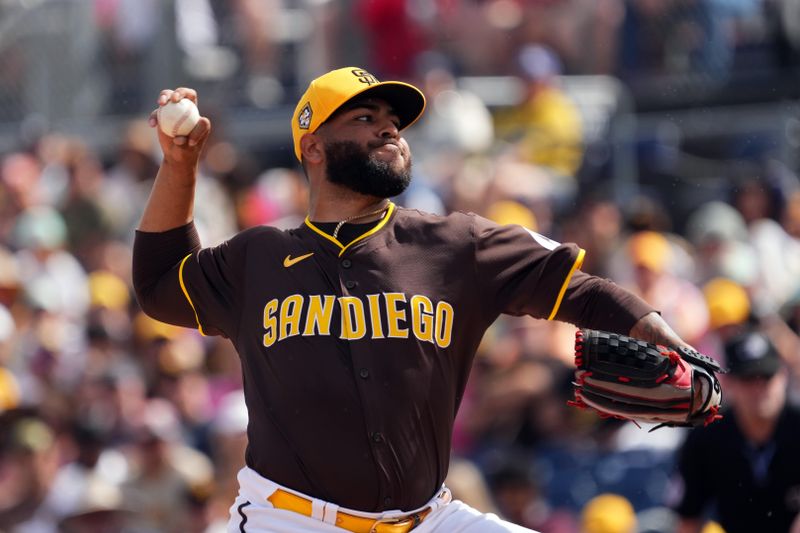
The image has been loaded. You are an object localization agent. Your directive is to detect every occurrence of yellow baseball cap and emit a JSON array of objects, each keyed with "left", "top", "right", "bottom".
[
  {"left": 88, "top": 271, "right": 130, "bottom": 311},
  {"left": 291, "top": 67, "right": 426, "bottom": 161},
  {"left": 627, "top": 231, "right": 671, "bottom": 273},
  {"left": 703, "top": 277, "right": 750, "bottom": 329},
  {"left": 486, "top": 200, "right": 538, "bottom": 230},
  {"left": 580, "top": 493, "right": 637, "bottom": 533}
]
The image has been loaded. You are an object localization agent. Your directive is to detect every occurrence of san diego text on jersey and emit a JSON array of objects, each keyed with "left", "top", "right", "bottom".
[{"left": 262, "top": 292, "right": 454, "bottom": 348}]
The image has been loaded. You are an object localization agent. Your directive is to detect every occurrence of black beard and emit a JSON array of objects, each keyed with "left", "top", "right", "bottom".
[{"left": 324, "top": 140, "right": 411, "bottom": 198}]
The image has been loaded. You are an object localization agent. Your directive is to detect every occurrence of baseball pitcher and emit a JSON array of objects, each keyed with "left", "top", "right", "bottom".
[{"left": 132, "top": 67, "right": 713, "bottom": 532}]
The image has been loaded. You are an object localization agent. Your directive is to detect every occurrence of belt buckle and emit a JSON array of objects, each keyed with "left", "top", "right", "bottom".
[
  {"left": 369, "top": 509, "right": 429, "bottom": 533},
  {"left": 368, "top": 511, "right": 423, "bottom": 533}
]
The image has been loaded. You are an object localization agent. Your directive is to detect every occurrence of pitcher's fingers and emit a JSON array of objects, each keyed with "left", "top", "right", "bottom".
[
  {"left": 157, "top": 90, "right": 174, "bottom": 106},
  {"left": 187, "top": 117, "right": 211, "bottom": 147},
  {"left": 148, "top": 109, "right": 159, "bottom": 127},
  {"left": 171, "top": 87, "right": 198, "bottom": 104}
]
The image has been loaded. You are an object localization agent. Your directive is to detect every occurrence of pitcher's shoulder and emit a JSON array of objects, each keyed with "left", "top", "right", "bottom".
[
  {"left": 223, "top": 224, "right": 302, "bottom": 249},
  {"left": 393, "top": 206, "right": 476, "bottom": 232}
]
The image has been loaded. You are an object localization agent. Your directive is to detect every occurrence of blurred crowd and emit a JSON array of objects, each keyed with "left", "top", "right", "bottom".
[
  {"left": 2, "top": 0, "right": 798, "bottom": 124},
  {"left": 1, "top": 0, "right": 800, "bottom": 532}
]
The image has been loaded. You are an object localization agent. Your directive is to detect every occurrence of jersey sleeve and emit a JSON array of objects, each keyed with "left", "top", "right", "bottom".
[
  {"left": 133, "top": 222, "right": 202, "bottom": 330},
  {"left": 133, "top": 222, "right": 250, "bottom": 339},
  {"left": 471, "top": 214, "right": 585, "bottom": 320},
  {"left": 554, "top": 270, "right": 655, "bottom": 332},
  {"left": 177, "top": 229, "right": 253, "bottom": 339}
]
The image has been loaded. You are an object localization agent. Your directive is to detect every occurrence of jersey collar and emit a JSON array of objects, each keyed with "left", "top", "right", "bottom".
[{"left": 304, "top": 201, "right": 396, "bottom": 257}]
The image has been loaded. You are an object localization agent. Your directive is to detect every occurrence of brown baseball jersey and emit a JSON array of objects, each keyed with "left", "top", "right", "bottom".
[{"left": 133, "top": 202, "right": 653, "bottom": 512}]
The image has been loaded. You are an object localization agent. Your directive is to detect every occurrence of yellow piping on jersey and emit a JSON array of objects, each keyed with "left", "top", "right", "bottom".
[
  {"left": 304, "top": 220, "right": 345, "bottom": 249},
  {"left": 547, "top": 247, "right": 585, "bottom": 321},
  {"left": 178, "top": 253, "right": 207, "bottom": 336},
  {"left": 304, "top": 202, "right": 396, "bottom": 257}
]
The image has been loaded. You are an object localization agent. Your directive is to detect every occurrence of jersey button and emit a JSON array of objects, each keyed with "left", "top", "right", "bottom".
[
  {"left": 359, "top": 368, "right": 370, "bottom": 379},
  {"left": 371, "top": 432, "right": 384, "bottom": 443},
  {"left": 384, "top": 497, "right": 393, "bottom": 506},
  {"left": 341, "top": 259, "right": 352, "bottom": 268},
  {"left": 345, "top": 280, "right": 357, "bottom": 289}
]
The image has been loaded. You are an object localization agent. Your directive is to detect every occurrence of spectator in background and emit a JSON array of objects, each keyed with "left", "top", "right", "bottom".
[
  {"left": 580, "top": 493, "right": 637, "bottom": 533},
  {"left": 695, "top": 276, "right": 757, "bottom": 373},
  {"left": 47, "top": 419, "right": 131, "bottom": 530},
  {"left": 621, "top": 231, "right": 709, "bottom": 346},
  {"left": 729, "top": 175, "right": 800, "bottom": 314},
  {"left": 486, "top": 454, "right": 578, "bottom": 532},
  {"left": 56, "top": 475, "right": 132, "bottom": 533},
  {"left": 11, "top": 206, "right": 90, "bottom": 393},
  {"left": 205, "top": 389, "right": 249, "bottom": 529},
  {"left": 700, "top": 277, "right": 753, "bottom": 346},
  {"left": 228, "top": 0, "right": 283, "bottom": 82},
  {"left": 0, "top": 409, "right": 60, "bottom": 532},
  {"left": 101, "top": 121, "right": 160, "bottom": 240},
  {"left": 121, "top": 398, "right": 214, "bottom": 533},
  {"left": 561, "top": 195, "right": 624, "bottom": 278},
  {"left": 355, "top": 0, "right": 429, "bottom": 78},
  {"left": 96, "top": 0, "right": 164, "bottom": 113},
  {"left": 494, "top": 44, "right": 584, "bottom": 181},
  {"left": 400, "top": 53, "right": 492, "bottom": 215},
  {"left": 1, "top": 152, "right": 45, "bottom": 217},
  {"left": 685, "top": 201, "right": 758, "bottom": 289},
  {"left": 672, "top": 330, "right": 800, "bottom": 533},
  {"left": 409, "top": 54, "right": 495, "bottom": 158}
]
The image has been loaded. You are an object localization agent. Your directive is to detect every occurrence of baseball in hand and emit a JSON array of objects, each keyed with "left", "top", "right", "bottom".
[{"left": 157, "top": 98, "right": 200, "bottom": 137}]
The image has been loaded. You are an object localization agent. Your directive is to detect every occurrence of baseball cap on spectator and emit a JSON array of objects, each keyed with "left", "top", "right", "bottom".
[
  {"left": 700, "top": 521, "right": 726, "bottom": 533},
  {"left": 1, "top": 411, "right": 54, "bottom": 453},
  {"left": 23, "top": 277, "right": 63, "bottom": 313},
  {"left": 291, "top": 67, "right": 426, "bottom": 161},
  {"left": 486, "top": 200, "right": 538, "bottom": 230},
  {"left": 627, "top": 231, "right": 671, "bottom": 273},
  {"left": 702, "top": 278, "right": 750, "bottom": 329},
  {"left": 12, "top": 205, "right": 67, "bottom": 250},
  {"left": 724, "top": 331, "right": 781, "bottom": 378},
  {"left": 685, "top": 201, "right": 748, "bottom": 245},
  {"left": 88, "top": 271, "right": 130, "bottom": 311},
  {"left": 0, "top": 366, "right": 20, "bottom": 411},
  {"left": 580, "top": 493, "right": 637, "bottom": 533},
  {"left": 57, "top": 474, "right": 131, "bottom": 527}
]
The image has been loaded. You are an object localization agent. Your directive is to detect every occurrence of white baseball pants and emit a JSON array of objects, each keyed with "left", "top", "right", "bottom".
[{"left": 227, "top": 466, "right": 537, "bottom": 533}]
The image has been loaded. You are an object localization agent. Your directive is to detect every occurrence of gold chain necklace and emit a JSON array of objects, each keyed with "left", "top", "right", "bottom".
[{"left": 332, "top": 205, "right": 389, "bottom": 239}]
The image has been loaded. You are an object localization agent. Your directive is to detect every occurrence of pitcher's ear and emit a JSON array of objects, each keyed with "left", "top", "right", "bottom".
[{"left": 300, "top": 133, "right": 324, "bottom": 164}]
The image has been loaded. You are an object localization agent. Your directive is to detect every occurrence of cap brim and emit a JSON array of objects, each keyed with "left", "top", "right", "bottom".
[{"left": 333, "top": 81, "right": 426, "bottom": 131}]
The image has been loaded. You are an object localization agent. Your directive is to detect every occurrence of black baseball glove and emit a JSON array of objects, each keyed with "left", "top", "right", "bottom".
[{"left": 569, "top": 329, "right": 725, "bottom": 430}]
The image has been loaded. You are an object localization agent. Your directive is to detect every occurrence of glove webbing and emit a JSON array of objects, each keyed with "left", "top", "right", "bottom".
[{"left": 574, "top": 329, "right": 679, "bottom": 387}]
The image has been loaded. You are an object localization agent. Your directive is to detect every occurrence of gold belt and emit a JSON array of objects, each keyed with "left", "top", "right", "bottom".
[{"left": 267, "top": 489, "right": 432, "bottom": 533}]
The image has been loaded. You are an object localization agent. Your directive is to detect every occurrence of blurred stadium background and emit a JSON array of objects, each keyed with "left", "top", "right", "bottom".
[{"left": 0, "top": 0, "right": 799, "bottom": 532}]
